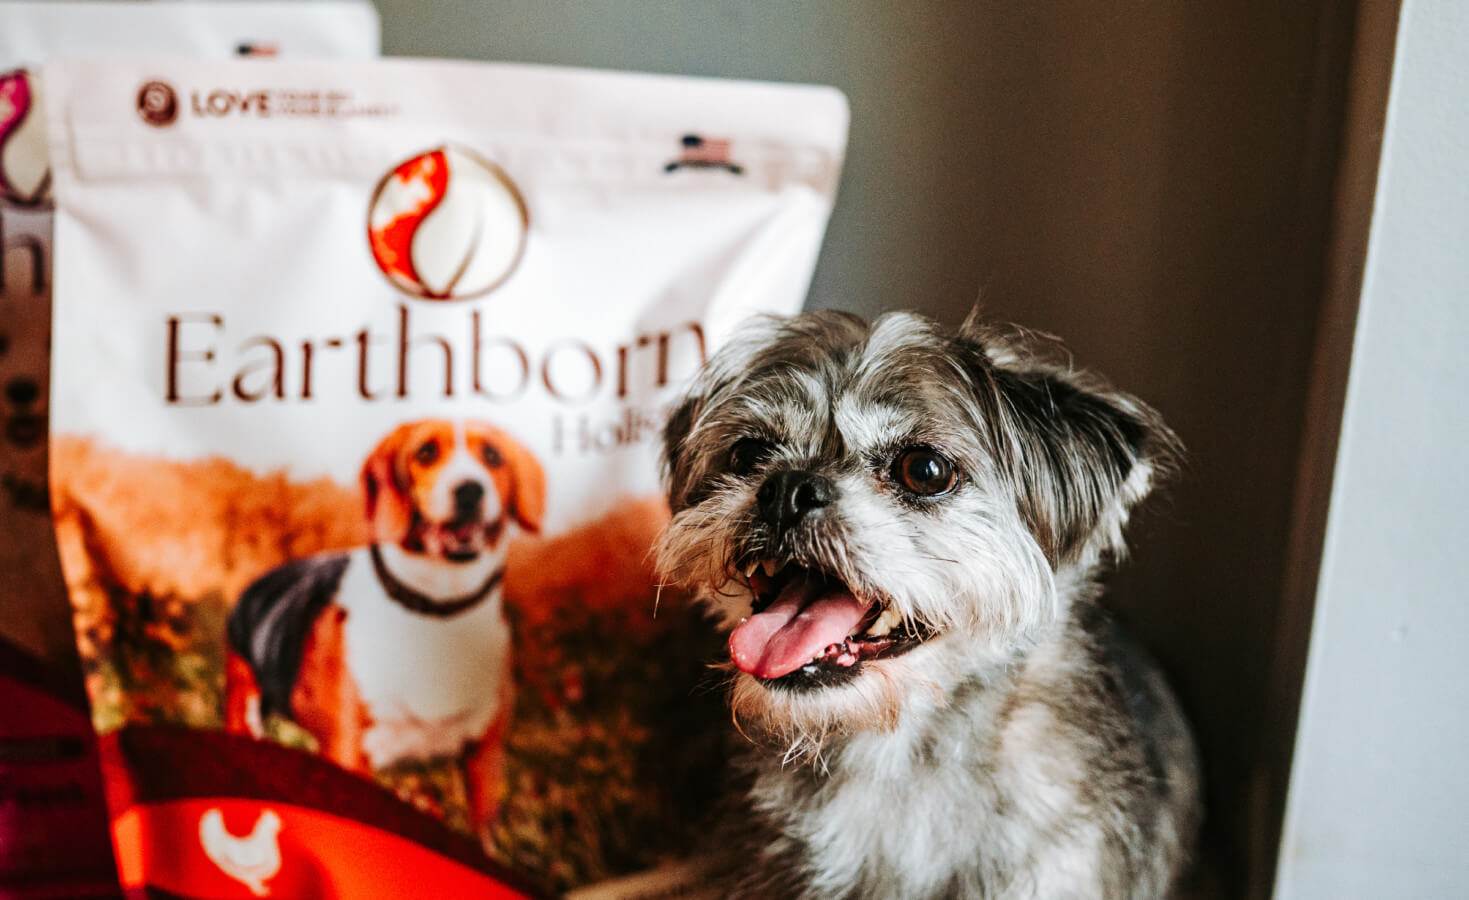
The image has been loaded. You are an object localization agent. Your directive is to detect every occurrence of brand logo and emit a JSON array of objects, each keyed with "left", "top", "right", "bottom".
[
  {"left": 137, "top": 81, "right": 180, "bottom": 128},
  {"left": 0, "top": 70, "right": 51, "bottom": 208},
  {"left": 367, "top": 146, "right": 528, "bottom": 301}
]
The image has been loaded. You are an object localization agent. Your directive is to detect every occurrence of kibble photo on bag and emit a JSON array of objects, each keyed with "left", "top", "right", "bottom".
[
  {"left": 44, "top": 57, "right": 846, "bottom": 897},
  {"left": 0, "top": 5, "right": 377, "bottom": 897}
]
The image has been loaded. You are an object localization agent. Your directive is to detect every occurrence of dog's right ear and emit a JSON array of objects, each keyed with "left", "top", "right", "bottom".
[
  {"left": 661, "top": 392, "right": 705, "bottom": 513},
  {"left": 661, "top": 312, "right": 839, "bottom": 512},
  {"left": 658, "top": 317, "right": 768, "bottom": 513},
  {"left": 361, "top": 423, "right": 414, "bottom": 542}
]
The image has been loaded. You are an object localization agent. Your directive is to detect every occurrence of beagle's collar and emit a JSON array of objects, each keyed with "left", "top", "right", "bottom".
[{"left": 369, "top": 544, "right": 504, "bottom": 618}]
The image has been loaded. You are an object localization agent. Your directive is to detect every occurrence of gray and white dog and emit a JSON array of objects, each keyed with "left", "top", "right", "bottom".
[{"left": 656, "top": 310, "right": 1200, "bottom": 899}]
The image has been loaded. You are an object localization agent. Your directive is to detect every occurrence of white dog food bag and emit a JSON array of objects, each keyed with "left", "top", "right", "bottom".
[
  {"left": 0, "top": 5, "right": 377, "bottom": 898},
  {"left": 44, "top": 57, "right": 846, "bottom": 897}
]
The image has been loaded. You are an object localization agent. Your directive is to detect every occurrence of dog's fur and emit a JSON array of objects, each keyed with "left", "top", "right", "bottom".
[
  {"left": 656, "top": 311, "right": 1200, "bottom": 899},
  {"left": 224, "top": 419, "right": 544, "bottom": 827}
]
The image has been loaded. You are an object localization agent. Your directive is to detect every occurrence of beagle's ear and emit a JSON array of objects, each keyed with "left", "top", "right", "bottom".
[
  {"left": 361, "top": 423, "right": 415, "bottom": 542},
  {"left": 496, "top": 429, "right": 546, "bottom": 534}
]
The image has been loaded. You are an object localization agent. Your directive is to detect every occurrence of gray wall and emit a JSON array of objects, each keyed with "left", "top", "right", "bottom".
[
  {"left": 377, "top": 3, "right": 1361, "bottom": 893},
  {"left": 1276, "top": 1, "right": 1469, "bottom": 896}
]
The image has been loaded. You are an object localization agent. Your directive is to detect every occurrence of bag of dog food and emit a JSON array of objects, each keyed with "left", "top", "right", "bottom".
[
  {"left": 1, "top": 5, "right": 377, "bottom": 897},
  {"left": 44, "top": 56, "right": 846, "bottom": 897}
]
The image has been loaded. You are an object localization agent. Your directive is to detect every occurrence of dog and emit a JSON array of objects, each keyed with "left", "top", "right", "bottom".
[
  {"left": 656, "top": 311, "right": 1201, "bottom": 899},
  {"left": 1, "top": 271, "right": 76, "bottom": 665},
  {"left": 224, "top": 418, "right": 544, "bottom": 828}
]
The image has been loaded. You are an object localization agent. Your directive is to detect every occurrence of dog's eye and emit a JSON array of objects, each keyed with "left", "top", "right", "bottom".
[
  {"left": 481, "top": 444, "right": 502, "bottom": 467},
  {"left": 415, "top": 441, "right": 440, "bottom": 465},
  {"left": 729, "top": 438, "right": 773, "bottom": 477},
  {"left": 894, "top": 448, "right": 957, "bottom": 496}
]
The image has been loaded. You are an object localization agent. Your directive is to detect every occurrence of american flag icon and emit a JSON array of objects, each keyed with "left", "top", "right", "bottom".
[
  {"left": 665, "top": 134, "right": 744, "bottom": 174},
  {"left": 235, "top": 43, "right": 280, "bottom": 58}
]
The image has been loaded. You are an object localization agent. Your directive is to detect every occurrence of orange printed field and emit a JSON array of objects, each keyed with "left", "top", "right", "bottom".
[{"left": 50, "top": 435, "right": 724, "bottom": 891}]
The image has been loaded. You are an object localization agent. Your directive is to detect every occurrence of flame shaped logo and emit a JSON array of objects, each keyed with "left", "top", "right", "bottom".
[
  {"left": 367, "top": 146, "right": 528, "bottom": 301},
  {"left": 0, "top": 69, "right": 51, "bottom": 209}
]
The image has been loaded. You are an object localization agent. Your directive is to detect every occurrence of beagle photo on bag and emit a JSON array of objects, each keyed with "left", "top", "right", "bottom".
[{"left": 224, "top": 418, "right": 545, "bottom": 827}]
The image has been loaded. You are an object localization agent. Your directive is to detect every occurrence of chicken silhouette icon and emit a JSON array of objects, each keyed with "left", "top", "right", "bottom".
[{"left": 199, "top": 807, "right": 283, "bottom": 897}]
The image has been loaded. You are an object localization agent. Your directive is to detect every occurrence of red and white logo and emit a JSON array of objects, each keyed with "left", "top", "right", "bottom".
[
  {"left": 0, "top": 69, "right": 50, "bottom": 208},
  {"left": 367, "top": 146, "right": 528, "bottom": 301}
]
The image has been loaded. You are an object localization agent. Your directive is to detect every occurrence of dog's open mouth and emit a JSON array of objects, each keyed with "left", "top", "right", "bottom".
[
  {"left": 437, "top": 516, "right": 498, "bottom": 563},
  {"left": 5, "top": 413, "right": 46, "bottom": 449},
  {"left": 728, "top": 558, "right": 933, "bottom": 688}
]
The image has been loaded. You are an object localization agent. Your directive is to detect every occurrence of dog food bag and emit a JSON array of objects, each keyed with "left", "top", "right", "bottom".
[
  {"left": 0, "top": 5, "right": 377, "bottom": 898},
  {"left": 44, "top": 57, "right": 847, "bottom": 898}
]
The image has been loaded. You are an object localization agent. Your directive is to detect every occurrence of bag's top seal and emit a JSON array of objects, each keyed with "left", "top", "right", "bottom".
[{"left": 43, "top": 58, "right": 849, "bottom": 187}]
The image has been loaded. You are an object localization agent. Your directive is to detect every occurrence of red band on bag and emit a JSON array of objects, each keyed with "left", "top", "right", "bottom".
[
  {"left": 112, "top": 799, "right": 536, "bottom": 900},
  {"left": 95, "top": 727, "right": 550, "bottom": 900},
  {"left": 0, "top": 640, "right": 121, "bottom": 899}
]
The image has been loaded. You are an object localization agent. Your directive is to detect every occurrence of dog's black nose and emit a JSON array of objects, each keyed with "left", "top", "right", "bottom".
[
  {"left": 756, "top": 470, "right": 835, "bottom": 530},
  {"left": 453, "top": 481, "right": 485, "bottom": 511},
  {"left": 6, "top": 377, "right": 39, "bottom": 408}
]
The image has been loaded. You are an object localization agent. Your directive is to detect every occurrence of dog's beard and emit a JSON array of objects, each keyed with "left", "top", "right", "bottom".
[{"left": 657, "top": 469, "right": 1058, "bottom": 755}]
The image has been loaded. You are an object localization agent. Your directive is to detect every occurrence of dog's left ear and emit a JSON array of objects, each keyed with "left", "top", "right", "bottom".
[
  {"left": 961, "top": 330, "right": 1179, "bottom": 566},
  {"left": 497, "top": 430, "right": 546, "bottom": 534}
]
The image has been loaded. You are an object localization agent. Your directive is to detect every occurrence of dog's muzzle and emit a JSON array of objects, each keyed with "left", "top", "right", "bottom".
[{"left": 727, "top": 469, "right": 935, "bottom": 688}]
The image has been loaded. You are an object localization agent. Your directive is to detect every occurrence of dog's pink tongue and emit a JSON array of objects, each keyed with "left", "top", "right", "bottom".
[{"left": 729, "top": 585, "right": 868, "bottom": 680}]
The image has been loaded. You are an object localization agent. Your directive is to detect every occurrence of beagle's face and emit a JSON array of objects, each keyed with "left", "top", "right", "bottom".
[{"left": 362, "top": 419, "right": 545, "bottom": 562}]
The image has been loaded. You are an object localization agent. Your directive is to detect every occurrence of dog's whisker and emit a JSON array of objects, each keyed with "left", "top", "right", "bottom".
[
  {"left": 692, "top": 674, "right": 730, "bottom": 698},
  {"left": 731, "top": 706, "right": 754, "bottom": 745}
]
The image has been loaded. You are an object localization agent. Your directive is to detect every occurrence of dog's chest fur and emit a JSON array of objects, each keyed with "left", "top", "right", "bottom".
[
  {"left": 728, "top": 617, "right": 1196, "bottom": 900},
  {"left": 743, "top": 699, "right": 1098, "bottom": 899},
  {"left": 337, "top": 548, "right": 510, "bottom": 768}
]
